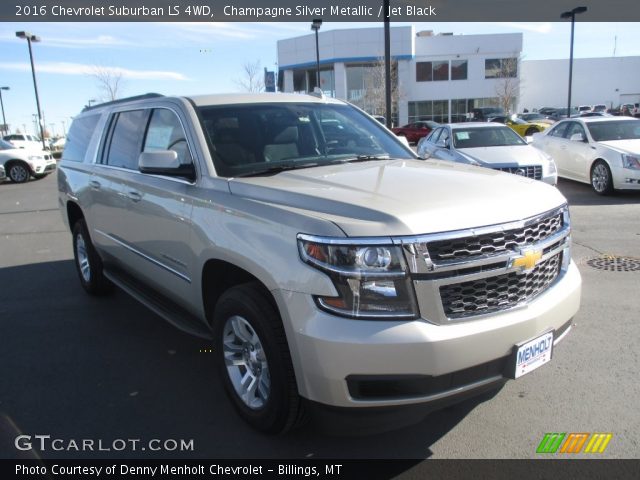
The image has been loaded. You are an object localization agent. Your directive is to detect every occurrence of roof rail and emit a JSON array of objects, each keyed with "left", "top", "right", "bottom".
[{"left": 81, "top": 93, "right": 164, "bottom": 111}]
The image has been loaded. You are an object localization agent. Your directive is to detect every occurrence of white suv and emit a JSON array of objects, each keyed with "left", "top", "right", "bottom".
[
  {"left": 3, "top": 133, "right": 42, "bottom": 150},
  {"left": 0, "top": 139, "right": 56, "bottom": 183}
]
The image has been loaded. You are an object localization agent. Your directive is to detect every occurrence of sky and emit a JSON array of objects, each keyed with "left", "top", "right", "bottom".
[{"left": 0, "top": 21, "right": 639, "bottom": 138}]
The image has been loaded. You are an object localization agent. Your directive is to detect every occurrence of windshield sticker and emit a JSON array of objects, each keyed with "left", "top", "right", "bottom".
[{"left": 455, "top": 132, "right": 470, "bottom": 140}]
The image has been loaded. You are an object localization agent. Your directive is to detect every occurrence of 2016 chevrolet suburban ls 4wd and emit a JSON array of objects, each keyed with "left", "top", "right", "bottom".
[{"left": 58, "top": 93, "right": 581, "bottom": 434}]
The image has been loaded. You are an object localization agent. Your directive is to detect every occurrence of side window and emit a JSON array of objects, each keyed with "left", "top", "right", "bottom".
[
  {"left": 104, "top": 110, "right": 148, "bottom": 169},
  {"left": 439, "top": 128, "right": 451, "bottom": 147},
  {"left": 143, "top": 109, "right": 193, "bottom": 166},
  {"left": 564, "top": 122, "right": 586, "bottom": 140},
  {"left": 549, "top": 123, "right": 569, "bottom": 138},
  {"left": 428, "top": 128, "right": 442, "bottom": 144},
  {"left": 64, "top": 114, "right": 100, "bottom": 162}
]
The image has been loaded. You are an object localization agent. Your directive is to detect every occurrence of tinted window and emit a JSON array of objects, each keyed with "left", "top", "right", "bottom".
[
  {"left": 143, "top": 109, "right": 193, "bottom": 166},
  {"left": 586, "top": 120, "right": 640, "bottom": 141},
  {"left": 452, "top": 127, "right": 526, "bottom": 148},
  {"left": 416, "top": 62, "right": 432, "bottom": 82},
  {"left": 63, "top": 114, "right": 100, "bottom": 162},
  {"left": 104, "top": 110, "right": 148, "bottom": 169},
  {"left": 565, "top": 122, "right": 586, "bottom": 140},
  {"left": 432, "top": 61, "right": 449, "bottom": 81},
  {"left": 549, "top": 123, "right": 569, "bottom": 138},
  {"left": 451, "top": 60, "right": 468, "bottom": 80},
  {"left": 428, "top": 128, "right": 443, "bottom": 144}
]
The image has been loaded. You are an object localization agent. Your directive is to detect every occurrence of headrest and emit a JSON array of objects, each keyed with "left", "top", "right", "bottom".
[{"left": 272, "top": 126, "right": 298, "bottom": 144}]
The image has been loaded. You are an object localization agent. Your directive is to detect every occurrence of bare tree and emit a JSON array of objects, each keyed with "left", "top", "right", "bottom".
[
  {"left": 90, "top": 65, "right": 125, "bottom": 102},
  {"left": 235, "top": 60, "right": 264, "bottom": 93},
  {"left": 493, "top": 57, "right": 520, "bottom": 114},
  {"left": 361, "top": 58, "right": 401, "bottom": 121}
]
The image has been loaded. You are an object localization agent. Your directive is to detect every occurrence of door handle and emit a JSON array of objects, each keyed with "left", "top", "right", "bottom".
[
  {"left": 89, "top": 180, "right": 101, "bottom": 190},
  {"left": 127, "top": 191, "right": 142, "bottom": 202}
]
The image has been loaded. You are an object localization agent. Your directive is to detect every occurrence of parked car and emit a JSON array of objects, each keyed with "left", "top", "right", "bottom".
[
  {"left": 572, "top": 112, "right": 611, "bottom": 118},
  {"left": 592, "top": 104, "right": 607, "bottom": 113},
  {"left": 0, "top": 139, "right": 56, "bottom": 183},
  {"left": 517, "top": 113, "right": 555, "bottom": 125},
  {"left": 371, "top": 115, "right": 386, "bottom": 125},
  {"left": 470, "top": 107, "right": 505, "bottom": 121},
  {"left": 531, "top": 117, "right": 640, "bottom": 194},
  {"left": 577, "top": 105, "right": 592, "bottom": 114},
  {"left": 391, "top": 120, "right": 439, "bottom": 143},
  {"left": 3, "top": 133, "right": 42, "bottom": 150},
  {"left": 417, "top": 122, "right": 557, "bottom": 185},
  {"left": 488, "top": 115, "right": 550, "bottom": 137},
  {"left": 49, "top": 136, "right": 66, "bottom": 152},
  {"left": 633, "top": 103, "right": 640, "bottom": 118},
  {"left": 58, "top": 92, "right": 580, "bottom": 434}
]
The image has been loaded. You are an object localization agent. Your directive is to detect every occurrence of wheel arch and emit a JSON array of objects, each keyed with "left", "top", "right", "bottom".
[
  {"left": 66, "top": 201, "right": 85, "bottom": 233},
  {"left": 4, "top": 159, "right": 33, "bottom": 174},
  {"left": 201, "top": 259, "right": 277, "bottom": 326}
]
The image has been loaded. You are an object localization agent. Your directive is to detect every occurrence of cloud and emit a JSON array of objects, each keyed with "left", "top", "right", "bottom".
[
  {"left": 0, "top": 61, "right": 188, "bottom": 81},
  {"left": 42, "top": 35, "right": 136, "bottom": 48}
]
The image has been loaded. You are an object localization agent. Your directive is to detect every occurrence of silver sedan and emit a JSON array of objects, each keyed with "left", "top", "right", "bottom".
[{"left": 417, "top": 122, "right": 558, "bottom": 185}]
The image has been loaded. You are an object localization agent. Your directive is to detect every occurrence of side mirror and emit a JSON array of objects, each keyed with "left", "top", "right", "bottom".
[
  {"left": 436, "top": 138, "right": 449, "bottom": 149},
  {"left": 569, "top": 133, "right": 585, "bottom": 142},
  {"left": 138, "top": 150, "right": 195, "bottom": 180}
]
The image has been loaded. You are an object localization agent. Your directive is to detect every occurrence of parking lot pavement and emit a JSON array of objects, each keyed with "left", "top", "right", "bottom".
[{"left": 0, "top": 174, "right": 639, "bottom": 460}]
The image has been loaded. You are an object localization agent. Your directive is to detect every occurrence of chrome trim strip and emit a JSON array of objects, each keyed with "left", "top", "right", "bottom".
[
  {"left": 94, "top": 229, "right": 191, "bottom": 283},
  {"left": 554, "top": 323, "right": 573, "bottom": 346},
  {"left": 349, "top": 375, "right": 504, "bottom": 406}
]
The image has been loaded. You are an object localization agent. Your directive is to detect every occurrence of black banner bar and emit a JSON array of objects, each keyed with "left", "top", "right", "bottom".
[
  {"left": 3, "top": 0, "right": 640, "bottom": 22},
  {"left": 3, "top": 459, "right": 640, "bottom": 480}
]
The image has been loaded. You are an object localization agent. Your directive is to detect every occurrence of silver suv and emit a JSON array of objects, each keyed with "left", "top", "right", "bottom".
[{"left": 58, "top": 93, "right": 581, "bottom": 433}]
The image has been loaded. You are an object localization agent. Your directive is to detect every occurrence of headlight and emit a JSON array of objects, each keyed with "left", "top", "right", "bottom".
[
  {"left": 297, "top": 235, "right": 418, "bottom": 319},
  {"left": 538, "top": 151, "right": 557, "bottom": 175},
  {"left": 622, "top": 154, "right": 640, "bottom": 170}
]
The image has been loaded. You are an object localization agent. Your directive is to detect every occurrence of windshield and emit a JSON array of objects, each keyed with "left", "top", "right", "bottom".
[
  {"left": 586, "top": 120, "right": 640, "bottom": 142},
  {"left": 197, "top": 102, "right": 414, "bottom": 177},
  {"left": 452, "top": 126, "right": 527, "bottom": 148}
]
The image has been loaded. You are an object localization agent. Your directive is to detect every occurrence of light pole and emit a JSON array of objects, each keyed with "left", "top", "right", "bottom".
[
  {"left": 16, "top": 31, "right": 46, "bottom": 149},
  {"left": 0, "top": 87, "right": 9, "bottom": 135},
  {"left": 311, "top": 19, "right": 322, "bottom": 92},
  {"left": 560, "top": 6, "right": 587, "bottom": 118}
]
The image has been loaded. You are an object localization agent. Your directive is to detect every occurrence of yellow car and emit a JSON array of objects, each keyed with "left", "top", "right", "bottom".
[{"left": 488, "top": 115, "right": 550, "bottom": 137}]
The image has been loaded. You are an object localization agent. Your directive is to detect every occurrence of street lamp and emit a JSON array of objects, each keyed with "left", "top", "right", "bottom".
[
  {"left": 560, "top": 6, "right": 587, "bottom": 118},
  {"left": 16, "top": 31, "right": 46, "bottom": 149},
  {"left": 0, "top": 87, "right": 8, "bottom": 136},
  {"left": 311, "top": 19, "right": 322, "bottom": 92}
]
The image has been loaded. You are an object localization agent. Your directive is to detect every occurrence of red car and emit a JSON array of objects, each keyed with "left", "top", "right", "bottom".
[{"left": 391, "top": 121, "right": 439, "bottom": 144}]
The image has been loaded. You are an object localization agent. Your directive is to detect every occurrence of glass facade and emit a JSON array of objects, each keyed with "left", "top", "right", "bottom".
[{"left": 408, "top": 97, "right": 507, "bottom": 124}]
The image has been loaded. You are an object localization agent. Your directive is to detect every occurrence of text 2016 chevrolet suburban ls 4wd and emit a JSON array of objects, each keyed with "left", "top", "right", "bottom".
[{"left": 58, "top": 93, "right": 581, "bottom": 434}]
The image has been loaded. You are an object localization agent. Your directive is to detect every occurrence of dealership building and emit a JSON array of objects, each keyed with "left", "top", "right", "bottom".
[{"left": 277, "top": 26, "right": 640, "bottom": 125}]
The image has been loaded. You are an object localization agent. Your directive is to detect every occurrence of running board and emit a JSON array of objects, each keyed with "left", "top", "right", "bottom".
[{"left": 104, "top": 267, "right": 212, "bottom": 340}]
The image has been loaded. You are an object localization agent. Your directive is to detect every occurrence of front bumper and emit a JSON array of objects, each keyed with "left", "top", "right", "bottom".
[
  {"left": 613, "top": 165, "right": 640, "bottom": 190},
  {"left": 274, "top": 260, "right": 581, "bottom": 409}
]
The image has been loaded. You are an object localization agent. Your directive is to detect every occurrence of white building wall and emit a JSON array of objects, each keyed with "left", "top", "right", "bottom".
[{"left": 519, "top": 57, "right": 640, "bottom": 111}]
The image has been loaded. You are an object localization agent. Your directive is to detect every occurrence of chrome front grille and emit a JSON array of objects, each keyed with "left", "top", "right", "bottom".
[
  {"left": 439, "top": 253, "right": 562, "bottom": 318},
  {"left": 396, "top": 206, "right": 571, "bottom": 323},
  {"left": 494, "top": 165, "right": 542, "bottom": 180},
  {"left": 428, "top": 212, "right": 563, "bottom": 261}
]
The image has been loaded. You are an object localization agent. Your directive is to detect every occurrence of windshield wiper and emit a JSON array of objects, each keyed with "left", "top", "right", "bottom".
[
  {"left": 236, "top": 162, "right": 321, "bottom": 177},
  {"left": 330, "top": 154, "right": 391, "bottom": 164}
]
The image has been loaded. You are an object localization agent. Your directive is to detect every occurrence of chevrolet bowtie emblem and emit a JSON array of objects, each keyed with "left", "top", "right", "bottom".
[{"left": 512, "top": 249, "right": 543, "bottom": 271}]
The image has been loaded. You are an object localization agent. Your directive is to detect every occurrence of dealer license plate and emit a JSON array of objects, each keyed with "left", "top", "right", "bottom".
[{"left": 514, "top": 331, "right": 554, "bottom": 379}]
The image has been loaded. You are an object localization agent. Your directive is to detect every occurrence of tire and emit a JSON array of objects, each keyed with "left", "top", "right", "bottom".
[
  {"left": 525, "top": 127, "right": 538, "bottom": 136},
  {"left": 212, "top": 282, "right": 305, "bottom": 434},
  {"left": 590, "top": 160, "right": 614, "bottom": 195},
  {"left": 72, "top": 219, "right": 112, "bottom": 295},
  {"left": 7, "top": 163, "right": 31, "bottom": 183}
]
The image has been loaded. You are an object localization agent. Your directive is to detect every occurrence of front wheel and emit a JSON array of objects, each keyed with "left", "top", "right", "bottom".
[
  {"left": 590, "top": 160, "right": 614, "bottom": 195},
  {"left": 7, "top": 163, "right": 30, "bottom": 183},
  {"left": 72, "top": 219, "right": 112, "bottom": 295},
  {"left": 212, "top": 282, "right": 305, "bottom": 434}
]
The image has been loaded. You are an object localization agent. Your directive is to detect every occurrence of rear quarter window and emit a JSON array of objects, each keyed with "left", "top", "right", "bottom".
[{"left": 63, "top": 114, "right": 100, "bottom": 162}]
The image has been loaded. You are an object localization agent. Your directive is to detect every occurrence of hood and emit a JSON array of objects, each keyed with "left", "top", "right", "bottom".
[
  {"left": 599, "top": 139, "right": 640, "bottom": 154},
  {"left": 228, "top": 159, "right": 566, "bottom": 237},
  {"left": 459, "top": 145, "right": 548, "bottom": 167}
]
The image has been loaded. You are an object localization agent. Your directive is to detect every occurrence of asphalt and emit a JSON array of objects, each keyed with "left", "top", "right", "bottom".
[{"left": 0, "top": 173, "right": 638, "bottom": 461}]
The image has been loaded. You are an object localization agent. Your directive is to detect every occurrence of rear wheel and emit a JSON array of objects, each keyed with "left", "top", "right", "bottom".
[
  {"left": 72, "top": 219, "right": 112, "bottom": 295},
  {"left": 590, "top": 160, "right": 614, "bottom": 195},
  {"left": 7, "top": 163, "right": 30, "bottom": 183},
  {"left": 212, "top": 282, "right": 305, "bottom": 434}
]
